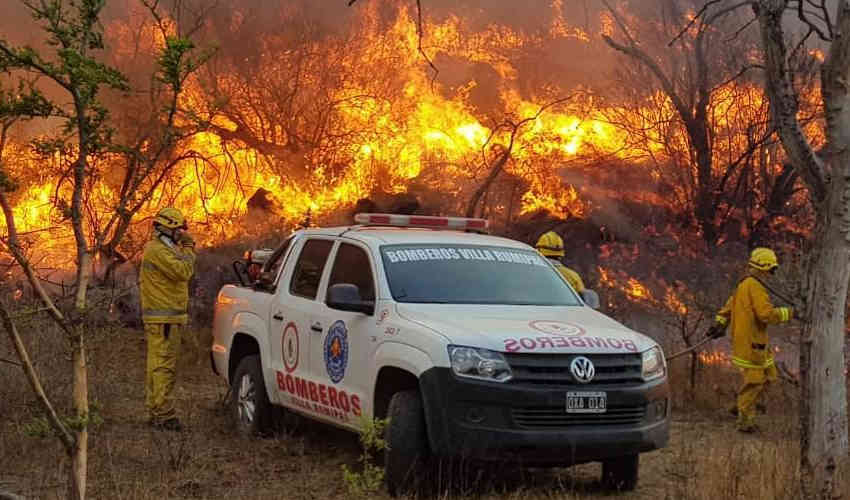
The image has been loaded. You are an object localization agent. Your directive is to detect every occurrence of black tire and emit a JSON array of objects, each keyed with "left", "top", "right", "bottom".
[
  {"left": 601, "top": 454, "right": 639, "bottom": 491},
  {"left": 384, "top": 389, "right": 431, "bottom": 497},
  {"left": 230, "top": 355, "right": 274, "bottom": 436}
]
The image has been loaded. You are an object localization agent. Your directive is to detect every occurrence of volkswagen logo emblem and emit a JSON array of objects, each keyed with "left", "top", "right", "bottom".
[{"left": 570, "top": 356, "right": 595, "bottom": 383}]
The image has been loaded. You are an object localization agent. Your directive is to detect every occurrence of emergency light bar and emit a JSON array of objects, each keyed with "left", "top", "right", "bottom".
[{"left": 354, "top": 213, "right": 489, "bottom": 233}]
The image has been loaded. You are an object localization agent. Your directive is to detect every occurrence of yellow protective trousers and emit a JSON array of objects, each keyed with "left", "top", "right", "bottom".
[
  {"left": 736, "top": 363, "right": 777, "bottom": 428},
  {"left": 145, "top": 323, "right": 182, "bottom": 423}
]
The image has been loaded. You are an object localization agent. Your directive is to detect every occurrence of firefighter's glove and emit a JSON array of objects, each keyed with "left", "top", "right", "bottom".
[
  {"left": 706, "top": 323, "right": 726, "bottom": 339},
  {"left": 178, "top": 232, "right": 195, "bottom": 249},
  {"left": 777, "top": 306, "right": 793, "bottom": 323}
]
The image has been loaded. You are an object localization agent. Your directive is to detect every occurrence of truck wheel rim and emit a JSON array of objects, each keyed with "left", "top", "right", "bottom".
[{"left": 237, "top": 373, "right": 256, "bottom": 426}]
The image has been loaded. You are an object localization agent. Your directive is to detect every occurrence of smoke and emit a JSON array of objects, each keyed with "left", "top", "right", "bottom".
[
  {"left": 196, "top": 0, "right": 615, "bottom": 103},
  {"left": 1, "top": 0, "right": 617, "bottom": 137}
]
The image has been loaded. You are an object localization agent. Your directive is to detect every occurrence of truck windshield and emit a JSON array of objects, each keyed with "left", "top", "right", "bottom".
[{"left": 380, "top": 244, "right": 582, "bottom": 305}]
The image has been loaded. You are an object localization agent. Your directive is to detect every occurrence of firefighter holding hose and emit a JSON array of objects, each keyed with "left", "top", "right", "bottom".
[
  {"left": 140, "top": 207, "right": 196, "bottom": 431},
  {"left": 707, "top": 247, "right": 793, "bottom": 433}
]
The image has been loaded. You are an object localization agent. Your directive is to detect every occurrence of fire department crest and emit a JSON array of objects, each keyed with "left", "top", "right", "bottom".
[
  {"left": 324, "top": 320, "right": 349, "bottom": 384},
  {"left": 282, "top": 322, "right": 299, "bottom": 373}
]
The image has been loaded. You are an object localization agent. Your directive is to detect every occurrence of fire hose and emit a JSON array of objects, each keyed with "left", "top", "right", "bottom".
[
  {"left": 668, "top": 276, "right": 807, "bottom": 363},
  {"left": 666, "top": 335, "right": 800, "bottom": 384},
  {"left": 666, "top": 336, "right": 715, "bottom": 361}
]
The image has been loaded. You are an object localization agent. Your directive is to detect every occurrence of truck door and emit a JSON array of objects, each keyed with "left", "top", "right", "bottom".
[
  {"left": 310, "top": 241, "right": 377, "bottom": 427},
  {"left": 270, "top": 237, "right": 334, "bottom": 413}
]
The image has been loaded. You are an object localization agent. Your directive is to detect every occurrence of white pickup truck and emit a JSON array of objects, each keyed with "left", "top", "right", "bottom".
[{"left": 210, "top": 214, "right": 669, "bottom": 495}]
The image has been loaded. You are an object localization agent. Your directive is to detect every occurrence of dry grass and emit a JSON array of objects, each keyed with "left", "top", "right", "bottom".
[{"left": 0, "top": 315, "right": 847, "bottom": 500}]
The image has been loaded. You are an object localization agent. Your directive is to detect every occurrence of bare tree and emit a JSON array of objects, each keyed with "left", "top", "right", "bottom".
[
  {"left": 198, "top": 10, "right": 404, "bottom": 208},
  {"left": 0, "top": 1, "right": 212, "bottom": 498},
  {"left": 754, "top": 1, "right": 848, "bottom": 496},
  {"left": 86, "top": 0, "right": 218, "bottom": 281},
  {"left": 601, "top": 0, "right": 807, "bottom": 251},
  {"left": 465, "top": 97, "right": 573, "bottom": 218},
  {"left": 684, "top": 1, "right": 850, "bottom": 497}
]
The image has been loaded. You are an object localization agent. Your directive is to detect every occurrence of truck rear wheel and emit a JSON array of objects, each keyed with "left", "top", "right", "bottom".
[
  {"left": 601, "top": 453, "right": 639, "bottom": 491},
  {"left": 230, "top": 355, "right": 273, "bottom": 436},
  {"left": 384, "top": 389, "right": 430, "bottom": 496}
]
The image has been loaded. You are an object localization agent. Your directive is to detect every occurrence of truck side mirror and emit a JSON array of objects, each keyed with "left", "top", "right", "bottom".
[
  {"left": 255, "top": 271, "right": 276, "bottom": 291},
  {"left": 580, "top": 289, "right": 600, "bottom": 310},
  {"left": 327, "top": 284, "right": 375, "bottom": 315},
  {"left": 259, "top": 271, "right": 276, "bottom": 284}
]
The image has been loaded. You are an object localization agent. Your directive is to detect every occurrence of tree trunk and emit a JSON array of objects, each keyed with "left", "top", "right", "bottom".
[
  {"left": 800, "top": 177, "right": 850, "bottom": 499},
  {"left": 68, "top": 328, "right": 88, "bottom": 500},
  {"left": 0, "top": 303, "right": 76, "bottom": 452},
  {"left": 69, "top": 249, "right": 91, "bottom": 500},
  {"left": 466, "top": 149, "right": 510, "bottom": 218}
]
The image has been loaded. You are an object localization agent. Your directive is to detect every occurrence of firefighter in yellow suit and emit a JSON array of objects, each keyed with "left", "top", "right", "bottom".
[
  {"left": 709, "top": 248, "right": 792, "bottom": 433},
  {"left": 535, "top": 231, "right": 585, "bottom": 293},
  {"left": 140, "top": 207, "right": 196, "bottom": 431}
]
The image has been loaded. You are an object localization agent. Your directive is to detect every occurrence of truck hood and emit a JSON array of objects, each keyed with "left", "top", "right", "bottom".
[{"left": 395, "top": 304, "right": 656, "bottom": 354}]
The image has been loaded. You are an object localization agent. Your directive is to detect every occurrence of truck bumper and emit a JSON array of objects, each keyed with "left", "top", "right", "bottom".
[{"left": 418, "top": 367, "right": 669, "bottom": 466}]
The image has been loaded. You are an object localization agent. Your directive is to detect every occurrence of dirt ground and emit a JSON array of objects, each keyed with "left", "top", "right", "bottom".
[{"left": 0, "top": 325, "right": 845, "bottom": 500}]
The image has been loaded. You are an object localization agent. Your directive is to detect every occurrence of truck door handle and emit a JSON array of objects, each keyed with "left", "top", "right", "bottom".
[
  {"left": 311, "top": 322, "right": 323, "bottom": 332},
  {"left": 273, "top": 313, "right": 284, "bottom": 321}
]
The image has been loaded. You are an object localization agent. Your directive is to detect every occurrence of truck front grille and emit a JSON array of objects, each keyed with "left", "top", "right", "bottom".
[
  {"left": 504, "top": 353, "right": 643, "bottom": 385},
  {"left": 512, "top": 405, "right": 646, "bottom": 428}
]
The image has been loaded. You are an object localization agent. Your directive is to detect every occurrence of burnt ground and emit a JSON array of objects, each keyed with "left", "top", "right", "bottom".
[{"left": 0, "top": 325, "right": 846, "bottom": 500}]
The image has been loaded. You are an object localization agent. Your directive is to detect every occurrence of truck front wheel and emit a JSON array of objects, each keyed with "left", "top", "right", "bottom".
[
  {"left": 384, "top": 389, "right": 430, "bottom": 496},
  {"left": 230, "top": 355, "right": 273, "bottom": 436},
  {"left": 601, "top": 454, "right": 639, "bottom": 491}
]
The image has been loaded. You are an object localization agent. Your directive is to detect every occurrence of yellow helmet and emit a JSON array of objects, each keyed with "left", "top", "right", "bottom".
[
  {"left": 154, "top": 207, "right": 187, "bottom": 230},
  {"left": 749, "top": 247, "right": 778, "bottom": 271},
  {"left": 536, "top": 231, "right": 565, "bottom": 257}
]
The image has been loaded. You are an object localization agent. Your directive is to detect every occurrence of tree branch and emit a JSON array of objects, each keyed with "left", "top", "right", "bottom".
[
  {"left": 465, "top": 96, "right": 573, "bottom": 218},
  {"left": 602, "top": 34, "right": 691, "bottom": 121},
  {"left": 755, "top": 0, "right": 827, "bottom": 201},
  {"left": 668, "top": 0, "right": 725, "bottom": 47},
  {"left": 415, "top": 0, "right": 438, "bottom": 82},
  {"left": 0, "top": 191, "right": 69, "bottom": 331},
  {"left": 792, "top": 0, "right": 833, "bottom": 41},
  {"left": 725, "top": 16, "right": 758, "bottom": 43},
  {"left": 347, "top": 0, "right": 437, "bottom": 80},
  {"left": 823, "top": 1, "right": 850, "bottom": 76},
  {"left": 710, "top": 64, "right": 764, "bottom": 93},
  {"left": 0, "top": 301, "right": 76, "bottom": 452},
  {"left": 704, "top": 1, "right": 756, "bottom": 27}
]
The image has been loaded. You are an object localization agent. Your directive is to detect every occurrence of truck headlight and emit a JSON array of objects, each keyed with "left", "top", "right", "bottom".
[
  {"left": 448, "top": 346, "right": 512, "bottom": 382},
  {"left": 642, "top": 346, "right": 665, "bottom": 381}
]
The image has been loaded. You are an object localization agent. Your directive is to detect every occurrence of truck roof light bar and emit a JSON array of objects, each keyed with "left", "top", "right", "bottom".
[{"left": 353, "top": 213, "right": 489, "bottom": 233}]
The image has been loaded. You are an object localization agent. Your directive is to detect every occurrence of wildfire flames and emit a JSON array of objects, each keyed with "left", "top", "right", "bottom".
[
  {"left": 0, "top": 1, "right": 821, "bottom": 270},
  {"left": 597, "top": 266, "right": 691, "bottom": 317},
  {"left": 698, "top": 350, "right": 730, "bottom": 366}
]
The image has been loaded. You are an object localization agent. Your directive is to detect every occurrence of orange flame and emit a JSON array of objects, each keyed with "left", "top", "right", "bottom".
[
  {"left": 698, "top": 350, "right": 731, "bottom": 366},
  {"left": 0, "top": 4, "right": 825, "bottom": 269}
]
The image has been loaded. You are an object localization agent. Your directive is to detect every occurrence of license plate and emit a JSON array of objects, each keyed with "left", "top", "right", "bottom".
[{"left": 566, "top": 391, "right": 607, "bottom": 414}]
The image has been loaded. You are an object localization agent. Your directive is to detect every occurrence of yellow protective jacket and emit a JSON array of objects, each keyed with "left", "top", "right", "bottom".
[
  {"left": 716, "top": 275, "right": 791, "bottom": 369},
  {"left": 140, "top": 234, "right": 196, "bottom": 324},
  {"left": 551, "top": 260, "right": 586, "bottom": 293}
]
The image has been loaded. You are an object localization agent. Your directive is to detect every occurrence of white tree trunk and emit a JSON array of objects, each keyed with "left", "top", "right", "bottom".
[
  {"left": 68, "top": 333, "right": 88, "bottom": 500},
  {"left": 754, "top": 2, "right": 850, "bottom": 496},
  {"left": 69, "top": 251, "right": 91, "bottom": 500},
  {"left": 800, "top": 158, "right": 850, "bottom": 499}
]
